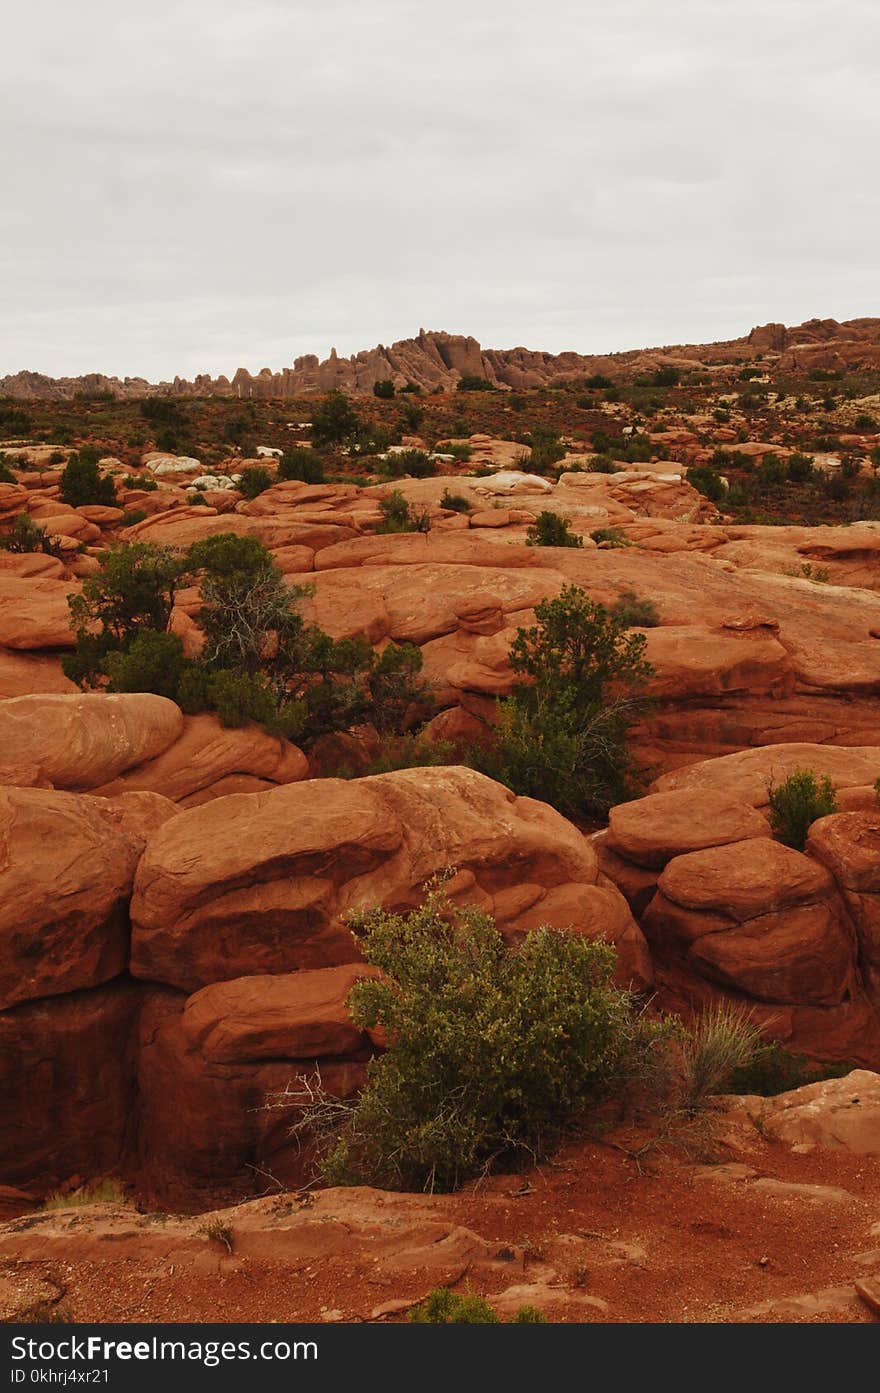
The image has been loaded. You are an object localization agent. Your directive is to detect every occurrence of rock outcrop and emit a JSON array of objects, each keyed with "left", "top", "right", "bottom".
[{"left": 7, "top": 315, "right": 880, "bottom": 398}]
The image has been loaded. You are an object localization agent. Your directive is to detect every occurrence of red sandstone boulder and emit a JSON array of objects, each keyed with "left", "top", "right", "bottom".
[
  {"left": 180, "top": 964, "right": 382, "bottom": 1063},
  {"left": 0, "top": 651, "right": 76, "bottom": 698},
  {"left": 652, "top": 744, "right": 880, "bottom": 806},
  {"left": 0, "top": 576, "right": 77, "bottom": 649},
  {"left": 644, "top": 838, "right": 854, "bottom": 1005},
  {"left": 135, "top": 988, "right": 368, "bottom": 1207},
  {"left": 732, "top": 1069, "right": 880, "bottom": 1153},
  {"left": 606, "top": 789, "right": 770, "bottom": 869},
  {"left": 807, "top": 812, "right": 880, "bottom": 1002},
  {"left": 0, "top": 692, "right": 184, "bottom": 790},
  {"left": 129, "top": 766, "right": 644, "bottom": 994},
  {"left": 93, "top": 712, "right": 309, "bottom": 804},
  {"left": 0, "top": 787, "right": 142, "bottom": 1009},
  {"left": 304, "top": 564, "right": 557, "bottom": 645}
]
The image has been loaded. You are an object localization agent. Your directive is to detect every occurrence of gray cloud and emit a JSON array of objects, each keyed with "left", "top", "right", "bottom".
[{"left": 2, "top": 0, "right": 879, "bottom": 378}]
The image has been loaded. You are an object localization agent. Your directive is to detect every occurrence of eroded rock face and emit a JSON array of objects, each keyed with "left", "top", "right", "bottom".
[
  {"left": 129, "top": 766, "right": 644, "bottom": 993},
  {"left": 180, "top": 965, "right": 382, "bottom": 1063},
  {"left": 0, "top": 787, "right": 142, "bottom": 1010},
  {"left": 0, "top": 982, "right": 140, "bottom": 1189},
  {"left": 92, "top": 712, "right": 309, "bottom": 804},
  {"left": 807, "top": 812, "right": 880, "bottom": 1002},
  {"left": 651, "top": 744, "right": 880, "bottom": 806},
  {"left": 644, "top": 838, "right": 854, "bottom": 1006},
  {"left": 135, "top": 987, "right": 370, "bottom": 1207},
  {"left": 0, "top": 576, "right": 77, "bottom": 649},
  {"left": 0, "top": 692, "right": 184, "bottom": 790}
]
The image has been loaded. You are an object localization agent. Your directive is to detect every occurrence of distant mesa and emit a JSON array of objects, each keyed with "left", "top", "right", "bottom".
[{"left": 4, "top": 317, "right": 880, "bottom": 400}]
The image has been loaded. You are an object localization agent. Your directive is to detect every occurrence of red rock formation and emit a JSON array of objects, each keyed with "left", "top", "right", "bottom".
[{"left": 7, "top": 315, "right": 880, "bottom": 399}]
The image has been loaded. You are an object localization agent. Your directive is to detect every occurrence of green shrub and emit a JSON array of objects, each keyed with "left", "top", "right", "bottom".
[
  {"left": 587, "top": 455, "right": 616, "bottom": 474},
  {"left": 0, "top": 513, "right": 65, "bottom": 558},
  {"left": 373, "top": 379, "right": 395, "bottom": 399},
  {"left": 59, "top": 451, "right": 117, "bottom": 508},
  {"left": 584, "top": 373, "right": 613, "bottom": 390},
  {"left": 679, "top": 1003, "right": 763, "bottom": 1111},
  {"left": 439, "top": 489, "right": 472, "bottom": 513},
  {"left": 526, "top": 427, "right": 566, "bottom": 474},
  {"left": 590, "top": 526, "right": 629, "bottom": 547},
  {"left": 384, "top": 449, "right": 436, "bottom": 479},
  {"left": 456, "top": 374, "right": 495, "bottom": 392},
  {"left": 311, "top": 391, "right": 360, "bottom": 449},
  {"left": 526, "top": 511, "right": 583, "bottom": 548},
  {"left": 768, "top": 768, "right": 838, "bottom": 849},
  {"left": 119, "top": 509, "right": 147, "bottom": 528},
  {"left": 366, "top": 642, "right": 424, "bottom": 732},
  {"left": 122, "top": 473, "right": 158, "bottom": 491},
  {"left": 651, "top": 366, "right": 681, "bottom": 387},
  {"left": 205, "top": 668, "right": 280, "bottom": 729},
  {"left": 63, "top": 541, "right": 185, "bottom": 687},
  {"left": 471, "top": 586, "right": 652, "bottom": 818},
  {"left": 757, "top": 453, "right": 786, "bottom": 486},
  {"left": 0, "top": 405, "right": 32, "bottom": 435},
  {"left": 237, "top": 465, "right": 274, "bottom": 499},
  {"left": 377, "top": 490, "right": 430, "bottom": 534},
  {"left": 63, "top": 532, "right": 424, "bottom": 747},
  {"left": 437, "top": 441, "right": 472, "bottom": 462},
  {"left": 610, "top": 589, "right": 660, "bottom": 628},
  {"left": 398, "top": 401, "right": 424, "bottom": 432},
  {"left": 786, "top": 452, "right": 814, "bottom": 483},
  {"left": 103, "top": 630, "right": 187, "bottom": 700},
  {"left": 409, "top": 1288, "right": 499, "bottom": 1324},
  {"left": 298, "top": 885, "right": 658, "bottom": 1191},
  {"left": 686, "top": 466, "right": 726, "bottom": 503},
  {"left": 278, "top": 448, "right": 325, "bottom": 485},
  {"left": 408, "top": 1286, "right": 547, "bottom": 1324},
  {"left": 725, "top": 1042, "right": 855, "bottom": 1097},
  {"left": 0, "top": 459, "right": 16, "bottom": 484}
]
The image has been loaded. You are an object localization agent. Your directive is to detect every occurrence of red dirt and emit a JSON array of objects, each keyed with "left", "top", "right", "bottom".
[{"left": 5, "top": 1126, "right": 880, "bottom": 1324}]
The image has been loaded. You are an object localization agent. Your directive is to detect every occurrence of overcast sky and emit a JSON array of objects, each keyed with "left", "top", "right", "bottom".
[{"left": 2, "top": 0, "right": 878, "bottom": 380}]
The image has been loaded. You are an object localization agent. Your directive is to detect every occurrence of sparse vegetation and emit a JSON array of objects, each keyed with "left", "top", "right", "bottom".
[
  {"left": 526, "top": 510, "right": 583, "bottom": 548},
  {"left": 199, "top": 1218, "right": 234, "bottom": 1253},
  {"left": 384, "top": 448, "right": 435, "bottom": 479},
  {"left": 284, "top": 882, "right": 667, "bottom": 1192},
  {"left": 768, "top": 768, "right": 838, "bottom": 849},
  {"left": 237, "top": 464, "right": 274, "bottom": 499},
  {"left": 725, "top": 1042, "right": 856, "bottom": 1097},
  {"left": 43, "top": 1178, "right": 127, "bottom": 1210},
  {"left": 589, "top": 526, "right": 629, "bottom": 547},
  {"left": 0, "top": 512, "right": 65, "bottom": 557},
  {"left": 310, "top": 390, "right": 361, "bottom": 449},
  {"left": 409, "top": 1286, "right": 547, "bottom": 1324},
  {"left": 610, "top": 589, "right": 660, "bottom": 628},
  {"left": 679, "top": 1003, "right": 763, "bottom": 1111},
  {"left": 278, "top": 447, "right": 325, "bottom": 485},
  {"left": 377, "top": 490, "right": 431, "bottom": 534},
  {"left": 63, "top": 534, "right": 425, "bottom": 746},
  {"left": 439, "top": 489, "right": 472, "bottom": 513},
  {"left": 59, "top": 448, "right": 117, "bottom": 507},
  {"left": 473, "top": 585, "right": 653, "bottom": 818}
]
